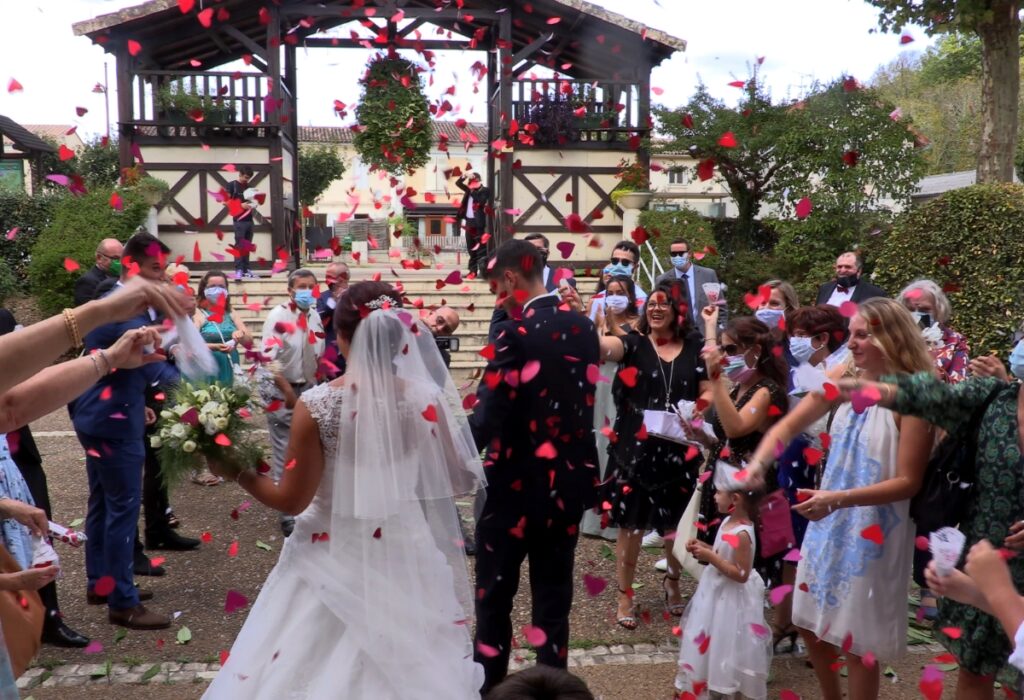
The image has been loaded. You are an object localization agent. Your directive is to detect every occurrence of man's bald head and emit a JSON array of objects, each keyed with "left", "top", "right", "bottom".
[
  {"left": 426, "top": 306, "right": 460, "bottom": 336},
  {"left": 95, "top": 238, "right": 123, "bottom": 272},
  {"left": 326, "top": 262, "right": 350, "bottom": 293}
]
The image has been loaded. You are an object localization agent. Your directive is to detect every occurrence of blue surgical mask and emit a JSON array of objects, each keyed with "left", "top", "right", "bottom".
[
  {"left": 789, "top": 336, "right": 816, "bottom": 365},
  {"left": 755, "top": 308, "right": 785, "bottom": 329},
  {"left": 204, "top": 286, "right": 227, "bottom": 304},
  {"left": 293, "top": 289, "right": 315, "bottom": 309},
  {"left": 671, "top": 254, "right": 689, "bottom": 270},
  {"left": 608, "top": 262, "right": 633, "bottom": 277},
  {"left": 1010, "top": 340, "right": 1024, "bottom": 380},
  {"left": 724, "top": 353, "right": 757, "bottom": 383}
]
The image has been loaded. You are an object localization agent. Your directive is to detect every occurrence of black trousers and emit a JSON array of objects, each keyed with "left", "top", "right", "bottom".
[
  {"left": 465, "top": 224, "right": 486, "bottom": 274},
  {"left": 134, "top": 439, "right": 171, "bottom": 558},
  {"left": 473, "top": 506, "right": 580, "bottom": 693},
  {"left": 233, "top": 218, "right": 254, "bottom": 273}
]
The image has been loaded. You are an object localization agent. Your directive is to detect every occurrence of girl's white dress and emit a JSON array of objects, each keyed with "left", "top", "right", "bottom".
[
  {"left": 676, "top": 517, "right": 770, "bottom": 699},
  {"left": 203, "top": 383, "right": 484, "bottom": 699},
  {"left": 793, "top": 403, "right": 913, "bottom": 660}
]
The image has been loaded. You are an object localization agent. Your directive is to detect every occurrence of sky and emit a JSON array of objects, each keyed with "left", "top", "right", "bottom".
[{"left": 0, "top": 0, "right": 934, "bottom": 141}]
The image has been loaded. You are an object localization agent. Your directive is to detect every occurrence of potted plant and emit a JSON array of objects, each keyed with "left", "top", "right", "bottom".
[
  {"left": 134, "top": 175, "right": 169, "bottom": 206},
  {"left": 611, "top": 159, "right": 653, "bottom": 210},
  {"left": 156, "top": 81, "right": 233, "bottom": 127}
]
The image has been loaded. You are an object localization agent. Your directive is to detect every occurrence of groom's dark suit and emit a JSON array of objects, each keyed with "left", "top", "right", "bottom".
[{"left": 470, "top": 293, "right": 599, "bottom": 691}]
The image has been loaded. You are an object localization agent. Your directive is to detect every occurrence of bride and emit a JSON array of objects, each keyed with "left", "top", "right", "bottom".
[{"left": 203, "top": 281, "right": 485, "bottom": 699}]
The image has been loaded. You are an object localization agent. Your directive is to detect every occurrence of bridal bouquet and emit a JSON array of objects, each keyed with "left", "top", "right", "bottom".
[{"left": 152, "top": 379, "right": 266, "bottom": 488}]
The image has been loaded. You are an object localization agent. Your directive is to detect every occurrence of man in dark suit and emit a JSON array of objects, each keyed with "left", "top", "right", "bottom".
[
  {"left": 70, "top": 232, "right": 180, "bottom": 630},
  {"left": 317, "top": 261, "right": 350, "bottom": 380},
  {"left": 654, "top": 238, "right": 727, "bottom": 336},
  {"left": 456, "top": 171, "right": 491, "bottom": 277},
  {"left": 816, "top": 251, "right": 887, "bottom": 307},
  {"left": 470, "top": 239, "right": 600, "bottom": 692},
  {"left": 73, "top": 238, "right": 124, "bottom": 306}
]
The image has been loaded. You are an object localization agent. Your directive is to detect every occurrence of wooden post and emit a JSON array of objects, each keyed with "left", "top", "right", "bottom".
[
  {"left": 637, "top": 58, "right": 651, "bottom": 172},
  {"left": 496, "top": 9, "right": 514, "bottom": 246},
  {"left": 266, "top": 4, "right": 287, "bottom": 261},
  {"left": 114, "top": 46, "right": 134, "bottom": 173}
]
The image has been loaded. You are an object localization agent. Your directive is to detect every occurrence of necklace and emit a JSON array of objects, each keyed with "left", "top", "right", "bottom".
[{"left": 651, "top": 337, "right": 676, "bottom": 409}]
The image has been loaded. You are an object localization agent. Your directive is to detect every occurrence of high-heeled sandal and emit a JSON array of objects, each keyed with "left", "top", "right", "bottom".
[
  {"left": 662, "top": 574, "right": 686, "bottom": 617},
  {"left": 616, "top": 587, "right": 638, "bottom": 630},
  {"left": 771, "top": 623, "right": 799, "bottom": 654}
]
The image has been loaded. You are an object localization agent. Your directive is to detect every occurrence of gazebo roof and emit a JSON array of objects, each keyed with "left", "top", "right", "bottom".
[
  {"left": 73, "top": 0, "right": 685, "bottom": 79},
  {"left": 0, "top": 115, "right": 58, "bottom": 154}
]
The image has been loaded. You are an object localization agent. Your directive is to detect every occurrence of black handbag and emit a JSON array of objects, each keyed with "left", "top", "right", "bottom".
[{"left": 909, "top": 384, "right": 1002, "bottom": 534}]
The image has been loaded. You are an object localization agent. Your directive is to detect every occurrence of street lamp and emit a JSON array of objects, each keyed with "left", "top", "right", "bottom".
[{"left": 92, "top": 62, "right": 110, "bottom": 140}]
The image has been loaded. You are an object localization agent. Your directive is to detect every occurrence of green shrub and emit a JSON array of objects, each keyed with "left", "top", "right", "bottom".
[
  {"left": 29, "top": 187, "right": 148, "bottom": 314},
  {"left": 638, "top": 207, "right": 719, "bottom": 271},
  {"left": 873, "top": 183, "right": 1024, "bottom": 355},
  {"left": 770, "top": 211, "right": 892, "bottom": 304},
  {"left": 0, "top": 188, "right": 65, "bottom": 283},
  {"left": 0, "top": 263, "right": 16, "bottom": 305}
]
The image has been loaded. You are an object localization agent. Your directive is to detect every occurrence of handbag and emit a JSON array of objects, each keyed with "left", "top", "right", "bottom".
[
  {"left": 0, "top": 543, "right": 43, "bottom": 678},
  {"left": 757, "top": 489, "right": 796, "bottom": 558},
  {"left": 909, "top": 384, "right": 1002, "bottom": 534},
  {"left": 672, "top": 483, "right": 704, "bottom": 582}
]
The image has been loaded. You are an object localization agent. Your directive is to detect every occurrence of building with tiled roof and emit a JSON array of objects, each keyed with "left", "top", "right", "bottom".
[{"left": 297, "top": 122, "right": 487, "bottom": 145}]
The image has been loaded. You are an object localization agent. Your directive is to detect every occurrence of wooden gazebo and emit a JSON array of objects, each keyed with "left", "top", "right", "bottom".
[{"left": 72, "top": 0, "right": 685, "bottom": 266}]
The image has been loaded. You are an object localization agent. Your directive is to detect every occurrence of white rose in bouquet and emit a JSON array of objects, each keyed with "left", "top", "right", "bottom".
[
  {"left": 182, "top": 440, "right": 197, "bottom": 453},
  {"left": 170, "top": 423, "right": 188, "bottom": 440},
  {"left": 150, "top": 435, "right": 162, "bottom": 448},
  {"left": 215, "top": 417, "right": 229, "bottom": 430}
]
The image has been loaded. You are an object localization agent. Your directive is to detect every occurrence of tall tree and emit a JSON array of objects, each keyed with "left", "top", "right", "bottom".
[
  {"left": 866, "top": 0, "right": 1021, "bottom": 182},
  {"left": 654, "top": 76, "right": 925, "bottom": 239}
]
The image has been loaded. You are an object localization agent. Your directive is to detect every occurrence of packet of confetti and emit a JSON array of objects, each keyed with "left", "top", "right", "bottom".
[
  {"left": 48, "top": 521, "right": 87, "bottom": 547},
  {"left": 929, "top": 526, "right": 966, "bottom": 577}
]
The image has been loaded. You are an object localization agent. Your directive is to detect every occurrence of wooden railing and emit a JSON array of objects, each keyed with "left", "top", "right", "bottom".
[
  {"left": 509, "top": 78, "right": 643, "bottom": 147},
  {"left": 127, "top": 70, "right": 292, "bottom": 134}
]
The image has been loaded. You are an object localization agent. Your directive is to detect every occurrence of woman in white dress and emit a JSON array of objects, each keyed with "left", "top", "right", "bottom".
[
  {"left": 744, "top": 298, "right": 934, "bottom": 700},
  {"left": 203, "top": 282, "right": 486, "bottom": 700}
]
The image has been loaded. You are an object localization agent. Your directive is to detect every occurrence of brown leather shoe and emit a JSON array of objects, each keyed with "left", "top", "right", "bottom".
[
  {"left": 108, "top": 604, "right": 171, "bottom": 630},
  {"left": 87, "top": 588, "right": 153, "bottom": 605}
]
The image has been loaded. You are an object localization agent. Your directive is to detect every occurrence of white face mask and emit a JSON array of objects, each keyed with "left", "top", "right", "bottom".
[
  {"left": 789, "top": 336, "right": 817, "bottom": 365},
  {"left": 755, "top": 308, "right": 785, "bottom": 329},
  {"left": 670, "top": 254, "right": 689, "bottom": 270},
  {"left": 605, "top": 295, "right": 629, "bottom": 314}
]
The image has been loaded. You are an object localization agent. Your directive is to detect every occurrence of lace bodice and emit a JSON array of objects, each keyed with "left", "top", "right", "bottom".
[{"left": 301, "top": 383, "right": 344, "bottom": 460}]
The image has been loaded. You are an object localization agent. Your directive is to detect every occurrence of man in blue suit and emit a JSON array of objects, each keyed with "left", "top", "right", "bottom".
[{"left": 71, "top": 232, "right": 180, "bottom": 630}]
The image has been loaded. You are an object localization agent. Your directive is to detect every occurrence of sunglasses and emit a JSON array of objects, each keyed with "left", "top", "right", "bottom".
[
  {"left": 720, "top": 343, "right": 741, "bottom": 355},
  {"left": 610, "top": 256, "right": 633, "bottom": 265}
]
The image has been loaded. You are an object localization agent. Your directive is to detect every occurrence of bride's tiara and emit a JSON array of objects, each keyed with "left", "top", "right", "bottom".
[{"left": 365, "top": 295, "right": 395, "bottom": 311}]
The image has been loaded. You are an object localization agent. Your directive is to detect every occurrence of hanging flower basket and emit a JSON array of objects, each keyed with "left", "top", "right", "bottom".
[{"left": 353, "top": 53, "right": 432, "bottom": 177}]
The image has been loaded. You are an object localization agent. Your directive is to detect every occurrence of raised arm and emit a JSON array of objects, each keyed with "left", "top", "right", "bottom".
[{"left": 747, "top": 390, "right": 834, "bottom": 481}]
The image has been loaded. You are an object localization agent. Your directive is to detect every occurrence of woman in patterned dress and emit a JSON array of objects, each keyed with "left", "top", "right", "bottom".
[
  {"left": 745, "top": 298, "right": 935, "bottom": 700},
  {"left": 840, "top": 365, "right": 1024, "bottom": 697}
]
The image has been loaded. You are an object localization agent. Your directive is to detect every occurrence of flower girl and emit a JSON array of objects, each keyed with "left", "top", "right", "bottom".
[{"left": 676, "top": 463, "right": 771, "bottom": 699}]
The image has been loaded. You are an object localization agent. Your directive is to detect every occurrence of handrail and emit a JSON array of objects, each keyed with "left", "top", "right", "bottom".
[{"left": 639, "top": 239, "right": 664, "bottom": 291}]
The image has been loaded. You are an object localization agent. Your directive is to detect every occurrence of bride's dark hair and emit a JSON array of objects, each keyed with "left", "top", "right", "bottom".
[{"left": 333, "top": 281, "right": 404, "bottom": 344}]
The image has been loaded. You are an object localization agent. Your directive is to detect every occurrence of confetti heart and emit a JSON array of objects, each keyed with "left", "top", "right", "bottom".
[
  {"left": 769, "top": 584, "right": 793, "bottom": 605},
  {"left": 421, "top": 404, "right": 438, "bottom": 422},
  {"left": 224, "top": 589, "right": 249, "bottom": 613},
  {"left": 476, "top": 641, "right": 500, "bottom": 658},
  {"left": 851, "top": 385, "right": 882, "bottom": 414},
  {"left": 564, "top": 213, "right": 591, "bottom": 233},
  {"left": 83, "top": 640, "right": 104, "bottom": 654},
  {"left": 821, "top": 383, "right": 840, "bottom": 402},
  {"left": 535, "top": 442, "right": 557, "bottom": 460},
  {"left": 94, "top": 575, "right": 116, "bottom": 597},
  {"left": 555, "top": 241, "right": 575, "bottom": 259},
  {"left": 860, "top": 524, "right": 884, "bottom": 545},
  {"left": 227, "top": 540, "right": 238, "bottom": 557},
  {"left": 214, "top": 433, "right": 232, "bottom": 446},
  {"left": 795, "top": 197, "right": 812, "bottom": 219},
  {"left": 617, "top": 367, "right": 639, "bottom": 388},
  {"left": 838, "top": 300, "right": 859, "bottom": 318},
  {"left": 717, "top": 131, "right": 737, "bottom": 148},
  {"left": 7, "top": 78, "right": 23, "bottom": 93},
  {"left": 58, "top": 145, "right": 75, "bottom": 161},
  {"left": 582, "top": 573, "right": 607, "bottom": 597},
  {"left": 522, "top": 624, "right": 547, "bottom": 647},
  {"left": 521, "top": 360, "right": 541, "bottom": 383}
]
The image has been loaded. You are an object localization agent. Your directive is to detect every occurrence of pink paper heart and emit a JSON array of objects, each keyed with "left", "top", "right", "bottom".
[
  {"left": 556, "top": 241, "right": 575, "bottom": 259},
  {"left": 521, "top": 360, "right": 541, "bottom": 383},
  {"left": 522, "top": 624, "right": 547, "bottom": 647},
  {"left": 224, "top": 589, "right": 249, "bottom": 613},
  {"left": 851, "top": 385, "right": 882, "bottom": 414},
  {"left": 783, "top": 548, "right": 802, "bottom": 563},
  {"left": 583, "top": 573, "right": 607, "bottom": 597},
  {"left": 444, "top": 270, "right": 462, "bottom": 285},
  {"left": 769, "top": 584, "right": 793, "bottom": 606}
]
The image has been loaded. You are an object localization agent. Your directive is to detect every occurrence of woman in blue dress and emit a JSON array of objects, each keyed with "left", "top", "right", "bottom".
[{"left": 192, "top": 270, "right": 252, "bottom": 386}]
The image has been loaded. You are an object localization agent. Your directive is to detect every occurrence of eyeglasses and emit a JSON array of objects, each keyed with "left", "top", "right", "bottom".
[
  {"left": 610, "top": 256, "right": 633, "bottom": 265},
  {"left": 720, "top": 343, "right": 740, "bottom": 355},
  {"left": 647, "top": 301, "right": 671, "bottom": 309},
  {"left": 98, "top": 252, "right": 121, "bottom": 261}
]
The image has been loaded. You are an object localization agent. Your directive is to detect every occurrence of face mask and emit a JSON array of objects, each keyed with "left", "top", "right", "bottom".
[
  {"left": 789, "top": 336, "right": 817, "bottom": 365},
  {"left": 108, "top": 259, "right": 122, "bottom": 277},
  {"left": 293, "top": 289, "right": 315, "bottom": 309},
  {"left": 670, "top": 254, "right": 689, "bottom": 270},
  {"left": 755, "top": 308, "right": 785, "bottom": 329},
  {"left": 724, "top": 353, "right": 757, "bottom": 383},
  {"left": 608, "top": 262, "right": 633, "bottom": 277},
  {"left": 910, "top": 310, "right": 933, "bottom": 329},
  {"left": 605, "top": 295, "right": 629, "bottom": 314},
  {"left": 1011, "top": 340, "right": 1024, "bottom": 380},
  {"left": 836, "top": 274, "right": 859, "bottom": 289},
  {"left": 204, "top": 287, "right": 227, "bottom": 304}
]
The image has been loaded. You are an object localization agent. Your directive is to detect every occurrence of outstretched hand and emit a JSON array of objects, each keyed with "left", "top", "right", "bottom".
[{"left": 96, "top": 276, "right": 195, "bottom": 322}]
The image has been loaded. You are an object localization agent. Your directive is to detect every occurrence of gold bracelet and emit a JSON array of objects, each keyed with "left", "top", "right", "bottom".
[{"left": 62, "top": 308, "right": 82, "bottom": 347}]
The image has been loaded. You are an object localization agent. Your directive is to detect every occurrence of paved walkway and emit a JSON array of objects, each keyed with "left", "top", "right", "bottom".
[{"left": 18, "top": 640, "right": 948, "bottom": 691}]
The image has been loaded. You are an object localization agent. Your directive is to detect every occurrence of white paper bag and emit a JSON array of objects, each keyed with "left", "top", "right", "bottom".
[
  {"left": 168, "top": 314, "right": 218, "bottom": 381},
  {"left": 672, "top": 483, "right": 704, "bottom": 582}
]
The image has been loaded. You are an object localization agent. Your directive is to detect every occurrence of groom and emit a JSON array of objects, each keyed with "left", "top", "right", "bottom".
[{"left": 470, "top": 239, "right": 599, "bottom": 691}]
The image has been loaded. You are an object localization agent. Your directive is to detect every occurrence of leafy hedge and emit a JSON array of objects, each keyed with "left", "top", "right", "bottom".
[
  {"left": 0, "top": 188, "right": 66, "bottom": 301},
  {"left": 639, "top": 208, "right": 718, "bottom": 270},
  {"left": 28, "top": 187, "right": 148, "bottom": 314},
  {"left": 873, "top": 183, "right": 1024, "bottom": 355}
]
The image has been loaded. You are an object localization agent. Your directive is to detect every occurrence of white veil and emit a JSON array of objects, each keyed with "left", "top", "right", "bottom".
[{"left": 323, "top": 308, "right": 486, "bottom": 694}]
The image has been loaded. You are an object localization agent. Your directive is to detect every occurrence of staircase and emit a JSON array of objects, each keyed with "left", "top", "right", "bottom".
[{"left": 201, "top": 265, "right": 494, "bottom": 387}]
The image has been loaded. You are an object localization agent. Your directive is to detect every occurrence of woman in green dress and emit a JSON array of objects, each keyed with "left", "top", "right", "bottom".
[
  {"left": 840, "top": 362, "right": 1024, "bottom": 697},
  {"left": 193, "top": 270, "right": 252, "bottom": 385}
]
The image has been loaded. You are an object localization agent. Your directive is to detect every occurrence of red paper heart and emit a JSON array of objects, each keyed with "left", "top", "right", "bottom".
[
  {"left": 617, "top": 367, "right": 639, "bottom": 388},
  {"left": 860, "top": 524, "right": 884, "bottom": 545},
  {"left": 535, "top": 442, "right": 557, "bottom": 459}
]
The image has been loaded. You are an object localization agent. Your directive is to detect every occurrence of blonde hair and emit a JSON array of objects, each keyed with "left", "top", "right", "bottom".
[
  {"left": 856, "top": 297, "right": 934, "bottom": 375},
  {"left": 764, "top": 279, "right": 800, "bottom": 312}
]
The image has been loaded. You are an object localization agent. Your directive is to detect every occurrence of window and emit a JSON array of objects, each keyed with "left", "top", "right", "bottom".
[{"left": 668, "top": 170, "right": 686, "bottom": 185}]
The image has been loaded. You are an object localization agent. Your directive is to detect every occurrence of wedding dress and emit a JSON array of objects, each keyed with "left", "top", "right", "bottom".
[{"left": 204, "top": 309, "right": 485, "bottom": 699}]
